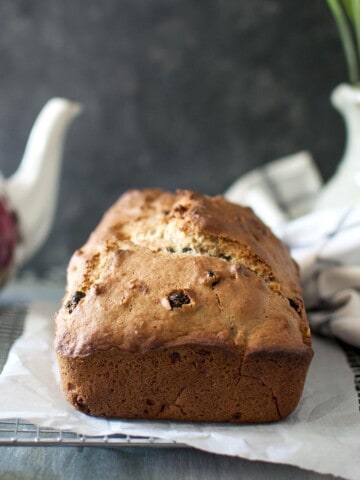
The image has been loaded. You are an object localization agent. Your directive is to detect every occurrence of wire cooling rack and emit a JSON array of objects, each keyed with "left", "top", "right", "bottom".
[
  {"left": 0, "top": 300, "right": 183, "bottom": 448},
  {"left": 0, "top": 419, "right": 181, "bottom": 447}
]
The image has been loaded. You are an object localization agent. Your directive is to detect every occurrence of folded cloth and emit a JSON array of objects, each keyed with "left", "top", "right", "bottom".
[{"left": 225, "top": 151, "right": 360, "bottom": 348}]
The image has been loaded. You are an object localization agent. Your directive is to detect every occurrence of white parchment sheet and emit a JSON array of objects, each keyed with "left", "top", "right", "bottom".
[{"left": 0, "top": 302, "right": 359, "bottom": 480}]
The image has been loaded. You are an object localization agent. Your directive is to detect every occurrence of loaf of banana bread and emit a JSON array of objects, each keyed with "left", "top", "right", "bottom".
[{"left": 55, "top": 189, "right": 313, "bottom": 423}]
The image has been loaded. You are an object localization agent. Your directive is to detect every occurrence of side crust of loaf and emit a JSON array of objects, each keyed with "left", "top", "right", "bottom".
[
  {"left": 58, "top": 344, "right": 312, "bottom": 423},
  {"left": 55, "top": 189, "right": 313, "bottom": 423}
]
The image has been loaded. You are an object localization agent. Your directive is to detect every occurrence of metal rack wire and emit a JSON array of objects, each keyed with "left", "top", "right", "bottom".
[
  {"left": 0, "top": 302, "right": 183, "bottom": 448},
  {"left": 0, "top": 419, "right": 182, "bottom": 447}
]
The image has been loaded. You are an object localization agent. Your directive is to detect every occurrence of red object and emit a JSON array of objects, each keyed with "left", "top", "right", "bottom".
[{"left": 0, "top": 199, "right": 17, "bottom": 270}]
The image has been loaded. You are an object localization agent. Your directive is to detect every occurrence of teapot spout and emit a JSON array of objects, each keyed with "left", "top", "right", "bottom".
[{"left": 6, "top": 98, "right": 82, "bottom": 266}]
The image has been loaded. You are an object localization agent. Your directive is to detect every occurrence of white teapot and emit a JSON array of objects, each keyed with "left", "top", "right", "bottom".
[{"left": 0, "top": 98, "right": 81, "bottom": 285}]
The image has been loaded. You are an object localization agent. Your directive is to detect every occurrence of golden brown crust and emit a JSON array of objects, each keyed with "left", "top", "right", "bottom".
[{"left": 55, "top": 189, "right": 313, "bottom": 423}]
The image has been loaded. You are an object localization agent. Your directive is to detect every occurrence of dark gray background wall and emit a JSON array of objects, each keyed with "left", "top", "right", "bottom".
[{"left": 0, "top": 0, "right": 346, "bottom": 278}]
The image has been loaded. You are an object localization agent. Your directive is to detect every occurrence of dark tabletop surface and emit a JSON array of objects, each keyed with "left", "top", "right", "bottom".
[{"left": 0, "top": 445, "right": 345, "bottom": 480}]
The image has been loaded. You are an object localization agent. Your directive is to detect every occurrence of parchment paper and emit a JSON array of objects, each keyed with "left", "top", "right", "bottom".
[{"left": 0, "top": 302, "right": 359, "bottom": 480}]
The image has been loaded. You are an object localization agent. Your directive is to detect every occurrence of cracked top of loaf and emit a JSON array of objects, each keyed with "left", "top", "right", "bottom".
[{"left": 55, "top": 189, "right": 311, "bottom": 358}]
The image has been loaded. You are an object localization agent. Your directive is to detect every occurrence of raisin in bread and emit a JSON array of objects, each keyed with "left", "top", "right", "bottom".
[{"left": 55, "top": 189, "right": 313, "bottom": 423}]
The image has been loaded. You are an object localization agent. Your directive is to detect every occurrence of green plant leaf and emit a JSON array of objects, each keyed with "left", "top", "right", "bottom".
[
  {"left": 351, "top": 0, "right": 360, "bottom": 62},
  {"left": 343, "top": 0, "right": 354, "bottom": 21},
  {"left": 327, "top": 0, "right": 360, "bottom": 83}
]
